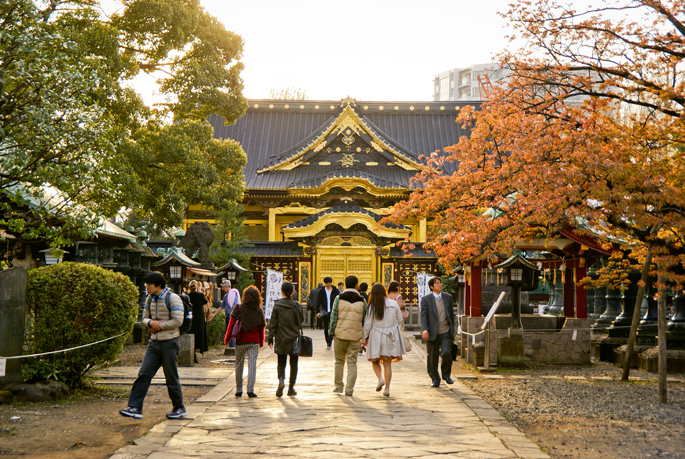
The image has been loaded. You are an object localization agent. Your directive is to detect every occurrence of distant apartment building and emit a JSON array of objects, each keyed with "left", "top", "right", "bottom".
[{"left": 432, "top": 63, "right": 509, "bottom": 101}]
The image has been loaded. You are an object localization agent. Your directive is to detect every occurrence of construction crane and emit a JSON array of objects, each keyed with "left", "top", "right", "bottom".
[{"left": 477, "top": 74, "right": 494, "bottom": 100}]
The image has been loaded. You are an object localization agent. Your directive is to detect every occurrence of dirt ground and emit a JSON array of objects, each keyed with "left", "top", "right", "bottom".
[{"left": 0, "top": 345, "right": 227, "bottom": 459}]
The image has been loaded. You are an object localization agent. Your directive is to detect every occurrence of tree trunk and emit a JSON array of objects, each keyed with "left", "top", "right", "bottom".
[
  {"left": 621, "top": 245, "right": 653, "bottom": 381},
  {"left": 658, "top": 270, "right": 668, "bottom": 403}
]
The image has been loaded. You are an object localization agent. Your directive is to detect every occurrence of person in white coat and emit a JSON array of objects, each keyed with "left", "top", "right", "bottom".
[{"left": 363, "top": 283, "right": 406, "bottom": 397}]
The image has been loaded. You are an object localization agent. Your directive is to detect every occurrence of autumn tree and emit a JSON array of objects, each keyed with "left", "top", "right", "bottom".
[
  {"left": 384, "top": 0, "right": 685, "bottom": 394},
  {"left": 1, "top": 0, "right": 248, "bottom": 246}
]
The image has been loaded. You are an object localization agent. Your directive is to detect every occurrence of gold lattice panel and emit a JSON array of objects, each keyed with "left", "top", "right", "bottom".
[
  {"left": 322, "top": 259, "right": 345, "bottom": 271},
  {"left": 348, "top": 260, "right": 372, "bottom": 272},
  {"left": 350, "top": 237, "right": 373, "bottom": 246},
  {"left": 321, "top": 237, "right": 344, "bottom": 246},
  {"left": 398, "top": 260, "right": 437, "bottom": 306}
]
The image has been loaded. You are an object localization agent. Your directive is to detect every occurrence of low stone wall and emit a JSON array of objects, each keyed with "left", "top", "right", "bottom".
[{"left": 483, "top": 316, "right": 591, "bottom": 365}]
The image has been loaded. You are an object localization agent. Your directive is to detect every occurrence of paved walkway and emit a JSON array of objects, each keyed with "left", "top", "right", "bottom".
[{"left": 111, "top": 333, "right": 548, "bottom": 459}]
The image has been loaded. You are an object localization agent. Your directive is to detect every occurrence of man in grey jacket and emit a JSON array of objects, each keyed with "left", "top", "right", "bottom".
[
  {"left": 420, "top": 277, "right": 455, "bottom": 388},
  {"left": 120, "top": 272, "right": 186, "bottom": 419}
]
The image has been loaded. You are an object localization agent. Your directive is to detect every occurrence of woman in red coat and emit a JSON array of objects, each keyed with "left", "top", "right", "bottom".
[{"left": 225, "top": 286, "right": 265, "bottom": 398}]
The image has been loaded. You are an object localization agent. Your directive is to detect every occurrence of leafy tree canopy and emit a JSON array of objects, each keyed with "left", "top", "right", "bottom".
[
  {"left": 1, "top": 0, "right": 248, "bottom": 247},
  {"left": 384, "top": 0, "right": 685, "bottom": 288}
]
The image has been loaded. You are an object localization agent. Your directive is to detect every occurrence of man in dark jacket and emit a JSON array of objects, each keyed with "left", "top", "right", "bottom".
[
  {"left": 267, "top": 282, "right": 305, "bottom": 397},
  {"left": 420, "top": 277, "right": 455, "bottom": 387},
  {"left": 307, "top": 282, "right": 324, "bottom": 330},
  {"left": 317, "top": 276, "right": 339, "bottom": 350}
]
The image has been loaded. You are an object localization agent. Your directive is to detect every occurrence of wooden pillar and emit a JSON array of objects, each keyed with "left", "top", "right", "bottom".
[
  {"left": 575, "top": 267, "right": 587, "bottom": 318},
  {"left": 419, "top": 218, "right": 427, "bottom": 242},
  {"left": 563, "top": 268, "right": 575, "bottom": 317},
  {"left": 471, "top": 265, "right": 482, "bottom": 317},
  {"left": 465, "top": 281, "right": 471, "bottom": 317},
  {"left": 268, "top": 208, "right": 277, "bottom": 241}
]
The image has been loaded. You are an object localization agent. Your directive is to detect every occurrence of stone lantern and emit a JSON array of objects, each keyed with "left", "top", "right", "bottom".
[{"left": 495, "top": 251, "right": 539, "bottom": 329}]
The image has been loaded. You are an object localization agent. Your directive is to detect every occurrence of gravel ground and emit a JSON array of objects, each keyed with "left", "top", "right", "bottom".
[{"left": 450, "top": 357, "right": 685, "bottom": 459}]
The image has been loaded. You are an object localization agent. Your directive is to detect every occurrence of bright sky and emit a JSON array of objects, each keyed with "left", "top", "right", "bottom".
[{"left": 200, "top": 0, "right": 514, "bottom": 101}]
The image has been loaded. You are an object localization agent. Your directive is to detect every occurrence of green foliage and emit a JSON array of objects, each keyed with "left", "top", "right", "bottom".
[
  {"left": 206, "top": 310, "right": 226, "bottom": 346},
  {"left": 24, "top": 262, "right": 138, "bottom": 388},
  {"left": 1, "top": 0, "right": 248, "bottom": 246}
]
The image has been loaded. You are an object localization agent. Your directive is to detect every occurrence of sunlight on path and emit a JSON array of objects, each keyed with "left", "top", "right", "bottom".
[{"left": 112, "top": 332, "right": 548, "bottom": 459}]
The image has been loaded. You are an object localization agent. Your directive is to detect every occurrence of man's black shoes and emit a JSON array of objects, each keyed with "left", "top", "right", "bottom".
[
  {"left": 276, "top": 378, "right": 285, "bottom": 398},
  {"left": 431, "top": 382, "right": 440, "bottom": 388},
  {"left": 119, "top": 407, "right": 143, "bottom": 419},
  {"left": 166, "top": 407, "right": 187, "bottom": 419},
  {"left": 444, "top": 377, "right": 455, "bottom": 385}
]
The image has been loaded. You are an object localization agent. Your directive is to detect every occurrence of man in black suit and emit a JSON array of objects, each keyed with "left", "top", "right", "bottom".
[
  {"left": 420, "top": 277, "right": 455, "bottom": 387},
  {"left": 317, "top": 276, "right": 339, "bottom": 350},
  {"left": 307, "top": 282, "right": 324, "bottom": 330}
]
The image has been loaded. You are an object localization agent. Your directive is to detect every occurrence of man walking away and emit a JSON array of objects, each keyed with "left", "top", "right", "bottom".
[
  {"left": 120, "top": 272, "right": 186, "bottom": 419},
  {"left": 307, "top": 282, "right": 324, "bottom": 330},
  {"left": 330, "top": 275, "right": 367, "bottom": 396},
  {"left": 359, "top": 282, "right": 369, "bottom": 302},
  {"left": 317, "top": 277, "right": 339, "bottom": 350},
  {"left": 420, "top": 277, "right": 455, "bottom": 388}
]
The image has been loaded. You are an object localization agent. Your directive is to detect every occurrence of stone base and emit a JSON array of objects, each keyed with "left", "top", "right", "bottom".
[
  {"left": 470, "top": 342, "right": 485, "bottom": 367},
  {"left": 497, "top": 332, "right": 525, "bottom": 368},
  {"left": 638, "top": 347, "right": 685, "bottom": 373},
  {"left": 178, "top": 334, "right": 195, "bottom": 367},
  {"left": 613, "top": 344, "right": 652, "bottom": 368},
  {"left": 593, "top": 335, "right": 627, "bottom": 362}
]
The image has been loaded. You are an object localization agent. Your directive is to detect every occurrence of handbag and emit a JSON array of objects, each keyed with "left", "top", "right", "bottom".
[
  {"left": 403, "top": 335, "right": 412, "bottom": 352},
  {"left": 293, "top": 305, "right": 313, "bottom": 357},
  {"left": 229, "top": 305, "right": 242, "bottom": 338}
]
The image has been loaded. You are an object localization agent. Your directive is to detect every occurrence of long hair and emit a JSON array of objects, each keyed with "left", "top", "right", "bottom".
[
  {"left": 368, "top": 283, "right": 387, "bottom": 321},
  {"left": 242, "top": 286, "right": 263, "bottom": 309}
]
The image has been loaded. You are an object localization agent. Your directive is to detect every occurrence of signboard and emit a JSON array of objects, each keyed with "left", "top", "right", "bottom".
[
  {"left": 264, "top": 268, "right": 283, "bottom": 320},
  {"left": 480, "top": 291, "right": 507, "bottom": 331},
  {"left": 416, "top": 272, "right": 435, "bottom": 309}
]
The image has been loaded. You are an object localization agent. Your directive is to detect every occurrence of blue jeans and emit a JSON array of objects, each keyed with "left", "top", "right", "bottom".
[{"left": 128, "top": 338, "right": 184, "bottom": 412}]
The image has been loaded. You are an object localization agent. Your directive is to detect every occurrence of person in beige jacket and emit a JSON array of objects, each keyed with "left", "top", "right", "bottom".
[
  {"left": 120, "top": 272, "right": 186, "bottom": 420},
  {"left": 329, "top": 275, "right": 367, "bottom": 396}
]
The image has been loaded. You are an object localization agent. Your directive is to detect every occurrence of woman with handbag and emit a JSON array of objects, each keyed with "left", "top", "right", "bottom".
[
  {"left": 267, "top": 282, "right": 305, "bottom": 397},
  {"left": 363, "top": 283, "right": 406, "bottom": 397},
  {"left": 225, "top": 286, "right": 266, "bottom": 398}
]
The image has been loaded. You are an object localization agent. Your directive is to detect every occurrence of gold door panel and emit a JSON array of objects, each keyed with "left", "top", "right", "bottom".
[{"left": 316, "top": 246, "right": 376, "bottom": 287}]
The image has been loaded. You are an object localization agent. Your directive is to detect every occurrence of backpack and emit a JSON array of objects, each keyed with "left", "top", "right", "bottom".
[{"left": 147, "top": 290, "right": 193, "bottom": 335}]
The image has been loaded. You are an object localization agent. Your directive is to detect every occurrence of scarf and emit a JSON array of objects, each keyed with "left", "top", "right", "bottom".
[{"left": 232, "top": 300, "right": 265, "bottom": 332}]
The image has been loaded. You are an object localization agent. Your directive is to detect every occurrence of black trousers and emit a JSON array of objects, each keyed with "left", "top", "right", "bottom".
[
  {"left": 277, "top": 353, "right": 299, "bottom": 388},
  {"left": 322, "top": 314, "right": 332, "bottom": 347},
  {"left": 426, "top": 332, "right": 453, "bottom": 385},
  {"left": 309, "top": 309, "right": 318, "bottom": 329}
]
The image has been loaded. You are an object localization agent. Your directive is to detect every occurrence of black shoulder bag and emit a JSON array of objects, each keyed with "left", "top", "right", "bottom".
[{"left": 292, "top": 305, "right": 313, "bottom": 357}]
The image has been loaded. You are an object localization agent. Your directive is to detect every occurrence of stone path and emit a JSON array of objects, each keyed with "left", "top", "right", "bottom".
[{"left": 111, "top": 333, "right": 549, "bottom": 459}]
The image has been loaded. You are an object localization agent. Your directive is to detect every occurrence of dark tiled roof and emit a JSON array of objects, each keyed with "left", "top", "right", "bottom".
[
  {"left": 238, "top": 241, "right": 303, "bottom": 257},
  {"left": 286, "top": 170, "right": 407, "bottom": 190},
  {"left": 209, "top": 100, "right": 476, "bottom": 190},
  {"left": 282, "top": 200, "right": 409, "bottom": 230},
  {"left": 390, "top": 242, "right": 438, "bottom": 258}
]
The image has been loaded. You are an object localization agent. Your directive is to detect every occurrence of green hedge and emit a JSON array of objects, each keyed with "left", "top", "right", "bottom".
[
  {"left": 25, "top": 262, "right": 138, "bottom": 388},
  {"left": 207, "top": 310, "right": 226, "bottom": 346}
]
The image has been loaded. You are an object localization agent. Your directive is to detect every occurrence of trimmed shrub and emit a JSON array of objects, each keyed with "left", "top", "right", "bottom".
[
  {"left": 25, "top": 262, "right": 138, "bottom": 388},
  {"left": 207, "top": 310, "right": 226, "bottom": 346}
]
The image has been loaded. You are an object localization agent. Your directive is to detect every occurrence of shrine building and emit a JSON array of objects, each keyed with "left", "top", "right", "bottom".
[{"left": 185, "top": 98, "right": 475, "bottom": 305}]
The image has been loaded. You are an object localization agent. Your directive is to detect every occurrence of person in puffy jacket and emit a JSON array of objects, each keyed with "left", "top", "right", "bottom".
[
  {"left": 267, "top": 282, "right": 305, "bottom": 397},
  {"left": 225, "top": 286, "right": 265, "bottom": 398}
]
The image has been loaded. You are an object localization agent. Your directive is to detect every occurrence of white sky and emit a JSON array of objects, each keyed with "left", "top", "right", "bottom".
[{"left": 200, "top": 0, "right": 514, "bottom": 101}]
